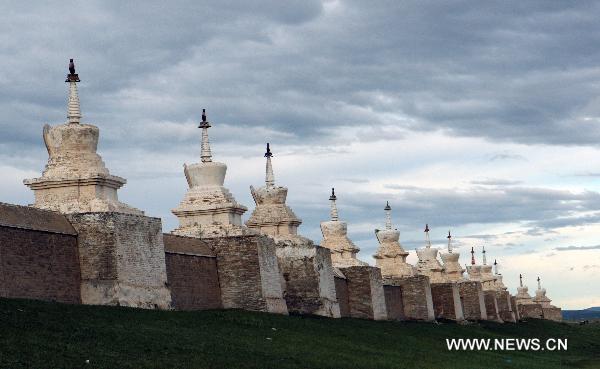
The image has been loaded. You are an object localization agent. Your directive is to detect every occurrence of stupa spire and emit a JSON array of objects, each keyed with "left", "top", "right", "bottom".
[
  {"left": 65, "top": 58, "right": 81, "bottom": 124},
  {"left": 265, "top": 143, "right": 274, "bottom": 187},
  {"left": 447, "top": 230, "right": 452, "bottom": 253},
  {"left": 519, "top": 273, "right": 523, "bottom": 287},
  {"left": 199, "top": 109, "right": 212, "bottom": 163},
  {"left": 424, "top": 224, "right": 431, "bottom": 248},
  {"left": 329, "top": 188, "right": 338, "bottom": 221},
  {"left": 494, "top": 259, "right": 499, "bottom": 275},
  {"left": 384, "top": 201, "right": 392, "bottom": 230},
  {"left": 482, "top": 246, "right": 487, "bottom": 265},
  {"left": 537, "top": 276, "right": 541, "bottom": 290},
  {"left": 471, "top": 246, "right": 475, "bottom": 265}
]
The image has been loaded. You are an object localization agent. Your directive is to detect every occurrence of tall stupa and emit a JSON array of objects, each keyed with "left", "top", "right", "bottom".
[
  {"left": 23, "top": 59, "right": 141, "bottom": 215},
  {"left": 373, "top": 202, "right": 415, "bottom": 278},
  {"left": 246, "top": 144, "right": 341, "bottom": 318},
  {"left": 171, "top": 110, "right": 249, "bottom": 238}
]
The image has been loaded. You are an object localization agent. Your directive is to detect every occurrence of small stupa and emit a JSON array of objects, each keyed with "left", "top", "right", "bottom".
[
  {"left": 24, "top": 59, "right": 141, "bottom": 215},
  {"left": 466, "top": 246, "right": 483, "bottom": 280},
  {"left": 533, "top": 277, "right": 553, "bottom": 308},
  {"left": 171, "top": 110, "right": 249, "bottom": 238},
  {"left": 246, "top": 143, "right": 303, "bottom": 239},
  {"left": 373, "top": 202, "right": 415, "bottom": 278},
  {"left": 478, "top": 247, "right": 497, "bottom": 290},
  {"left": 514, "top": 274, "right": 535, "bottom": 305},
  {"left": 439, "top": 231, "right": 465, "bottom": 281},
  {"left": 415, "top": 224, "right": 447, "bottom": 283},
  {"left": 492, "top": 259, "right": 508, "bottom": 291},
  {"left": 320, "top": 188, "right": 368, "bottom": 267}
]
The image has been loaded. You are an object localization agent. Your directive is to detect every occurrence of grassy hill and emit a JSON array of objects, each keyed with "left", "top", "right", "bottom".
[
  {"left": 0, "top": 298, "right": 598, "bottom": 369},
  {"left": 563, "top": 307, "right": 600, "bottom": 322}
]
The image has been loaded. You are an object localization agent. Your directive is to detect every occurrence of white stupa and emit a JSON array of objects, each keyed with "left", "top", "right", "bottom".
[
  {"left": 171, "top": 110, "right": 249, "bottom": 238},
  {"left": 24, "top": 59, "right": 141, "bottom": 215},
  {"left": 533, "top": 277, "right": 553, "bottom": 308},
  {"left": 439, "top": 231, "right": 465, "bottom": 281},
  {"left": 415, "top": 224, "right": 447, "bottom": 283},
  {"left": 515, "top": 274, "right": 535, "bottom": 305},
  {"left": 320, "top": 188, "right": 368, "bottom": 267},
  {"left": 492, "top": 259, "right": 508, "bottom": 291},
  {"left": 373, "top": 202, "right": 415, "bottom": 278},
  {"left": 246, "top": 143, "right": 304, "bottom": 241}
]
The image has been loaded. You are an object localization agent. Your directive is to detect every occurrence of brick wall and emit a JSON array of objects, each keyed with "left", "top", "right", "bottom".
[
  {"left": 383, "top": 285, "right": 405, "bottom": 320},
  {"left": 431, "top": 283, "right": 463, "bottom": 321},
  {"left": 207, "top": 234, "right": 287, "bottom": 315},
  {"left": 385, "top": 275, "right": 435, "bottom": 321},
  {"left": 338, "top": 266, "right": 387, "bottom": 320},
  {"left": 334, "top": 276, "right": 350, "bottom": 317},
  {"left": 483, "top": 291, "right": 502, "bottom": 322},
  {"left": 496, "top": 291, "right": 516, "bottom": 323},
  {"left": 164, "top": 233, "right": 221, "bottom": 311},
  {"left": 0, "top": 226, "right": 80, "bottom": 304},
  {"left": 67, "top": 212, "right": 171, "bottom": 309},
  {"left": 165, "top": 253, "right": 221, "bottom": 310},
  {"left": 458, "top": 281, "right": 487, "bottom": 320}
]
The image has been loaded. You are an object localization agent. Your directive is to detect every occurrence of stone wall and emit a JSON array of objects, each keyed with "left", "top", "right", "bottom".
[
  {"left": 483, "top": 291, "right": 502, "bottom": 322},
  {"left": 431, "top": 282, "right": 464, "bottom": 321},
  {"left": 458, "top": 281, "right": 487, "bottom": 320},
  {"left": 67, "top": 212, "right": 171, "bottom": 309},
  {"left": 276, "top": 244, "right": 340, "bottom": 317},
  {"left": 208, "top": 234, "right": 288, "bottom": 315},
  {"left": 334, "top": 276, "right": 350, "bottom": 318},
  {"left": 163, "top": 234, "right": 221, "bottom": 311},
  {"left": 383, "top": 285, "right": 405, "bottom": 321},
  {"left": 384, "top": 275, "right": 435, "bottom": 321},
  {"left": 511, "top": 296, "right": 521, "bottom": 320},
  {"left": 542, "top": 307, "right": 562, "bottom": 322},
  {"left": 496, "top": 291, "right": 516, "bottom": 323},
  {"left": 518, "top": 303, "right": 544, "bottom": 319},
  {"left": 338, "top": 266, "right": 387, "bottom": 320}
]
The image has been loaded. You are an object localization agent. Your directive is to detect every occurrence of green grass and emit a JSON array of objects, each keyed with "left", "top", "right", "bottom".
[{"left": 0, "top": 298, "right": 598, "bottom": 369}]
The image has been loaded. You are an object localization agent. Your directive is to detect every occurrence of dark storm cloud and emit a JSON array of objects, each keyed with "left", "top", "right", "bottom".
[{"left": 2, "top": 1, "right": 600, "bottom": 155}]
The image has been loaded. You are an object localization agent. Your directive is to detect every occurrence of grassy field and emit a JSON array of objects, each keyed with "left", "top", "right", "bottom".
[{"left": 0, "top": 298, "right": 598, "bottom": 369}]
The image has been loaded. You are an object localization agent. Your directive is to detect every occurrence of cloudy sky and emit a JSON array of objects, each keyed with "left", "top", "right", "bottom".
[{"left": 1, "top": 1, "right": 599, "bottom": 308}]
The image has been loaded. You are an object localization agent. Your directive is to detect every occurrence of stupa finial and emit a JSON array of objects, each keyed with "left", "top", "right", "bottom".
[
  {"left": 198, "top": 109, "right": 212, "bottom": 163},
  {"left": 329, "top": 188, "right": 338, "bottom": 221},
  {"left": 537, "top": 276, "right": 541, "bottom": 290},
  {"left": 265, "top": 143, "right": 274, "bottom": 187},
  {"left": 65, "top": 58, "right": 81, "bottom": 124},
  {"left": 447, "top": 230, "right": 452, "bottom": 253},
  {"left": 384, "top": 201, "right": 392, "bottom": 230},
  {"left": 493, "top": 259, "right": 498, "bottom": 275},
  {"left": 519, "top": 273, "right": 523, "bottom": 287},
  {"left": 482, "top": 246, "right": 487, "bottom": 265},
  {"left": 471, "top": 246, "right": 475, "bottom": 265},
  {"left": 424, "top": 224, "right": 431, "bottom": 248}
]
